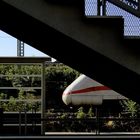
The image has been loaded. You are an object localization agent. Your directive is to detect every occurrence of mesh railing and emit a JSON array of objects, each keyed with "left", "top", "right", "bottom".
[
  {"left": 85, "top": 0, "right": 140, "bottom": 37},
  {"left": 108, "top": 0, "right": 140, "bottom": 17}
]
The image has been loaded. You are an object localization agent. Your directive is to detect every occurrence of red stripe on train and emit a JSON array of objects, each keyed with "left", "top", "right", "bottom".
[{"left": 66, "top": 86, "right": 111, "bottom": 95}]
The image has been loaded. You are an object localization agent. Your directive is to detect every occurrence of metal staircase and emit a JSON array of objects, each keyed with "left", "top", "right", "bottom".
[
  {"left": 0, "top": 0, "right": 140, "bottom": 105},
  {"left": 108, "top": 0, "right": 140, "bottom": 18},
  {"left": 85, "top": 0, "right": 140, "bottom": 37}
]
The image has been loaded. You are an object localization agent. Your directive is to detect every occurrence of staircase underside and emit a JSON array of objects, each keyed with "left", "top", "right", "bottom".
[{"left": 0, "top": 0, "right": 140, "bottom": 103}]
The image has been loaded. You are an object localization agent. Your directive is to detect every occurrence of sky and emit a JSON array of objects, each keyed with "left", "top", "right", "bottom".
[{"left": 0, "top": 30, "right": 52, "bottom": 58}]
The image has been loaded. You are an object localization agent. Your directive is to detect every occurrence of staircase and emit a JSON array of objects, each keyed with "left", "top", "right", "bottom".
[
  {"left": 86, "top": 0, "right": 140, "bottom": 36},
  {"left": 0, "top": 0, "right": 140, "bottom": 104},
  {"left": 107, "top": 0, "right": 140, "bottom": 18}
]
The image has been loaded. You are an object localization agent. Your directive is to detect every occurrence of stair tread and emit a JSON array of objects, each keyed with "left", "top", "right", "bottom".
[{"left": 86, "top": 16, "right": 123, "bottom": 19}]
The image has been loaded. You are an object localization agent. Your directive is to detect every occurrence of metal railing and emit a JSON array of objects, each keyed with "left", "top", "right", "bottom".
[
  {"left": 85, "top": 0, "right": 140, "bottom": 37},
  {"left": 43, "top": 114, "right": 140, "bottom": 134},
  {"left": 108, "top": 0, "right": 140, "bottom": 17}
]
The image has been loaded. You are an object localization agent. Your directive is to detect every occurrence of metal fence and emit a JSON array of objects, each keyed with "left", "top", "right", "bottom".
[
  {"left": 85, "top": 0, "right": 140, "bottom": 37},
  {"left": 43, "top": 112, "right": 140, "bottom": 134}
]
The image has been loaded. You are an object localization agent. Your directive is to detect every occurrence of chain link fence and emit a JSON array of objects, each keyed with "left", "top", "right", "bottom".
[{"left": 85, "top": 0, "right": 140, "bottom": 37}]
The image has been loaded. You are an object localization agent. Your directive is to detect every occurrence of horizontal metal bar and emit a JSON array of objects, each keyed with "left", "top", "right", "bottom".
[
  {"left": 0, "top": 99, "right": 41, "bottom": 102},
  {"left": 3, "top": 124, "right": 41, "bottom": 126},
  {"left": 3, "top": 112, "right": 41, "bottom": 114},
  {"left": 0, "top": 75, "right": 42, "bottom": 77},
  {"left": 0, "top": 63, "right": 43, "bottom": 65},
  {"left": 41, "top": 117, "right": 140, "bottom": 122},
  {"left": 0, "top": 57, "right": 51, "bottom": 63},
  {"left": 1, "top": 135, "right": 140, "bottom": 139},
  {"left": 0, "top": 87, "right": 42, "bottom": 89},
  {"left": 45, "top": 132, "right": 140, "bottom": 136}
]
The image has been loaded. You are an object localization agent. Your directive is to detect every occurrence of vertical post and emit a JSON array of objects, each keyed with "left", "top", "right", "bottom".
[
  {"left": 95, "top": 107, "right": 100, "bottom": 135},
  {"left": 24, "top": 104, "right": 27, "bottom": 136},
  {"left": 0, "top": 108, "right": 3, "bottom": 135},
  {"left": 19, "top": 110, "right": 21, "bottom": 136},
  {"left": 32, "top": 104, "right": 37, "bottom": 134},
  {"left": 17, "top": 40, "right": 24, "bottom": 57},
  {"left": 139, "top": 0, "right": 140, "bottom": 12},
  {"left": 102, "top": 0, "right": 106, "bottom": 16},
  {"left": 41, "top": 62, "right": 46, "bottom": 135},
  {"left": 97, "top": 107, "right": 100, "bottom": 135},
  {"left": 95, "top": 107, "right": 98, "bottom": 135},
  {"left": 97, "top": 0, "right": 101, "bottom": 16},
  {"left": 17, "top": 39, "right": 20, "bottom": 57},
  {"left": 32, "top": 104, "right": 36, "bottom": 134}
]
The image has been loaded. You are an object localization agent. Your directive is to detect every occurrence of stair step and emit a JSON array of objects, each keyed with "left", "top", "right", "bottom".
[{"left": 85, "top": 15, "right": 123, "bottom": 22}]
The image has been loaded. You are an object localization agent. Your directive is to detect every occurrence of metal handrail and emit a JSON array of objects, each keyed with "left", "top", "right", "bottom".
[
  {"left": 85, "top": 0, "right": 140, "bottom": 37},
  {"left": 107, "top": 0, "right": 140, "bottom": 18}
]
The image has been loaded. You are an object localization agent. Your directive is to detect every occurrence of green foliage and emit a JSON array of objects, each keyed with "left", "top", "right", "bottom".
[
  {"left": 7, "top": 96, "right": 17, "bottom": 112},
  {"left": 108, "top": 100, "right": 140, "bottom": 132},
  {"left": 75, "top": 107, "right": 86, "bottom": 119},
  {"left": 59, "top": 113, "right": 69, "bottom": 119},
  {"left": 0, "top": 93, "right": 7, "bottom": 99},
  {"left": 45, "top": 64, "right": 80, "bottom": 108},
  {"left": 4, "top": 65, "right": 42, "bottom": 88},
  {"left": 87, "top": 106, "right": 94, "bottom": 118},
  {"left": 120, "top": 99, "right": 140, "bottom": 118},
  {"left": 0, "top": 89, "right": 40, "bottom": 112},
  {"left": 45, "top": 64, "right": 79, "bottom": 85},
  {"left": 0, "top": 63, "right": 80, "bottom": 112}
]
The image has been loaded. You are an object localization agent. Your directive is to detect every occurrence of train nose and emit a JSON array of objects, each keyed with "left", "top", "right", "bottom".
[{"left": 62, "top": 88, "right": 72, "bottom": 105}]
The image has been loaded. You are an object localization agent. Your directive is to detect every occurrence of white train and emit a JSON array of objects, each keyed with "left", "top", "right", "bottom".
[{"left": 62, "top": 74, "right": 127, "bottom": 105}]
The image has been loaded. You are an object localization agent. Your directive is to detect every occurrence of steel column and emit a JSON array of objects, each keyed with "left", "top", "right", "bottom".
[{"left": 41, "top": 62, "right": 46, "bottom": 135}]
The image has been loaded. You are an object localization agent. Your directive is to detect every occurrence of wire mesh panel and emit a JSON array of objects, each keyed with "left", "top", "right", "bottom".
[
  {"left": 85, "top": 0, "right": 140, "bottom": 37},
  {"left": 108, "top": 0, "right": 140, "bottom": 17},
  {"left": 85, "top": 0, "right": 97, "bottom": 15},
  {"left": 106, "top": 1, "right": 140, "bottom": 37}
]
